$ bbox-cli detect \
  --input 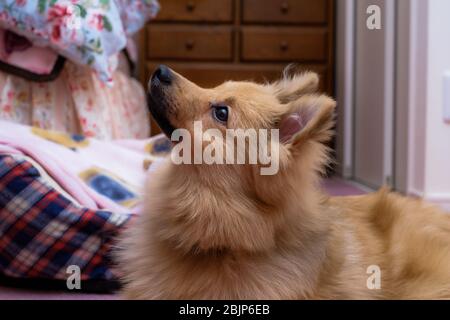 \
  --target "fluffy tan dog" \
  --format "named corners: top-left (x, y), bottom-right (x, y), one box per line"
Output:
top-left (118, 65), bottom-right (450, 299)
